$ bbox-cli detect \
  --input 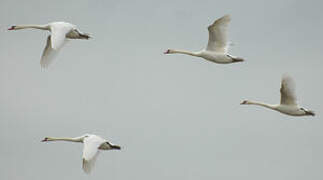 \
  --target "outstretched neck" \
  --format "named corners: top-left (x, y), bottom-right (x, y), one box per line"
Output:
top-left (247, 101), bottom-right (277, 110)
top-left (13, 24), bottom-right (49, 30)
top-left (46, 137), bottom-right (83, 142)
top-left (170, 49), bottom-right (200, 57)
